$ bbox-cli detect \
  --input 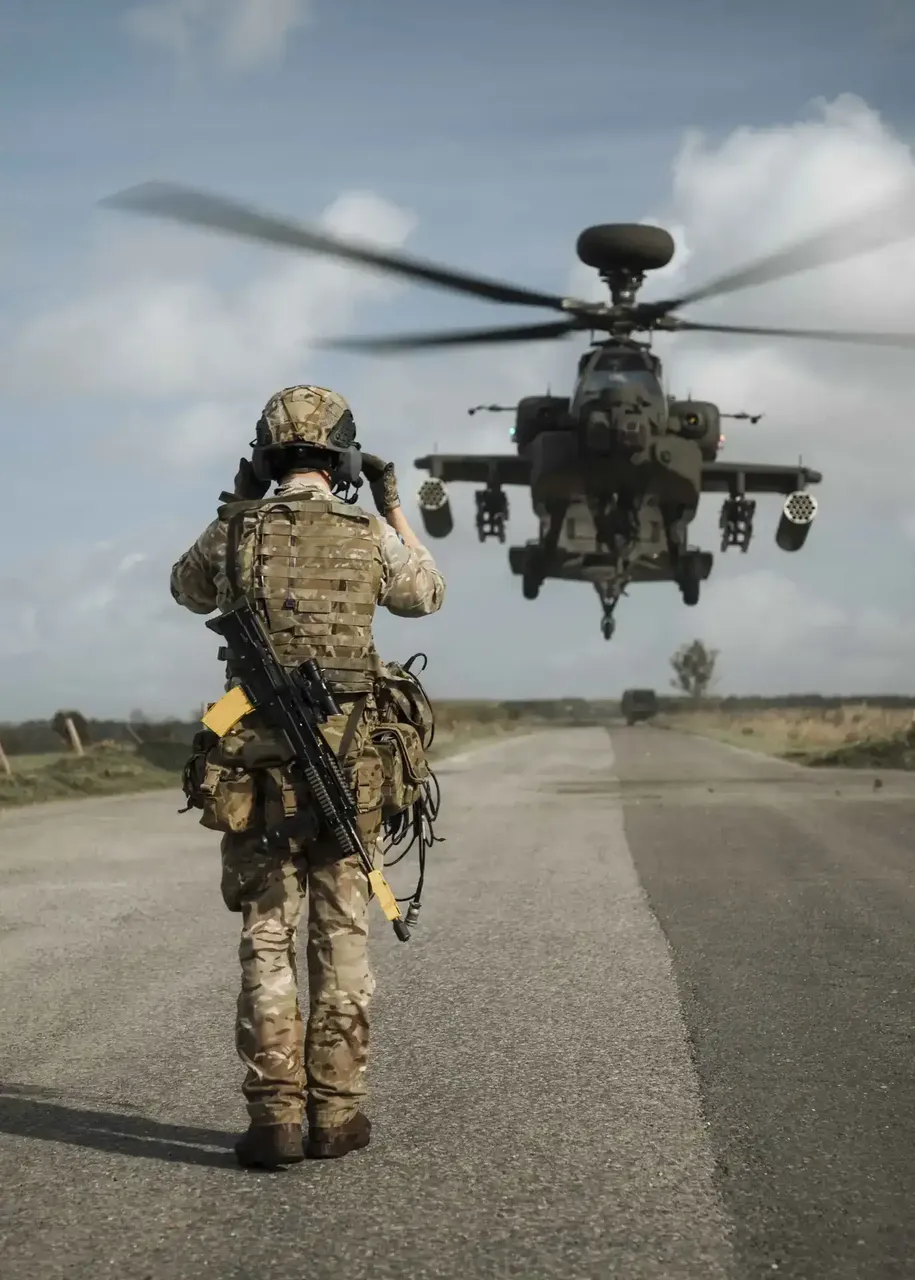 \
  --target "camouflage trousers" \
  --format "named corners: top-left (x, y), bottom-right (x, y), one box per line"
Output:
top-left (220, 809), bottom-right (382, 1129)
